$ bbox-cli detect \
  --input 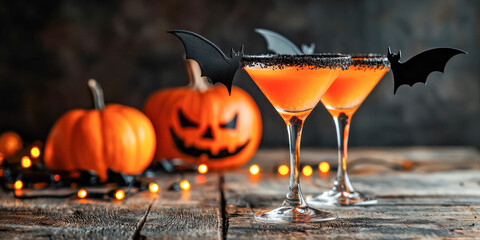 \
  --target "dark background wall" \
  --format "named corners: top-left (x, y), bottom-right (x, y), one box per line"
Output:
top-left (0, 0), bottom-right (478, 148)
